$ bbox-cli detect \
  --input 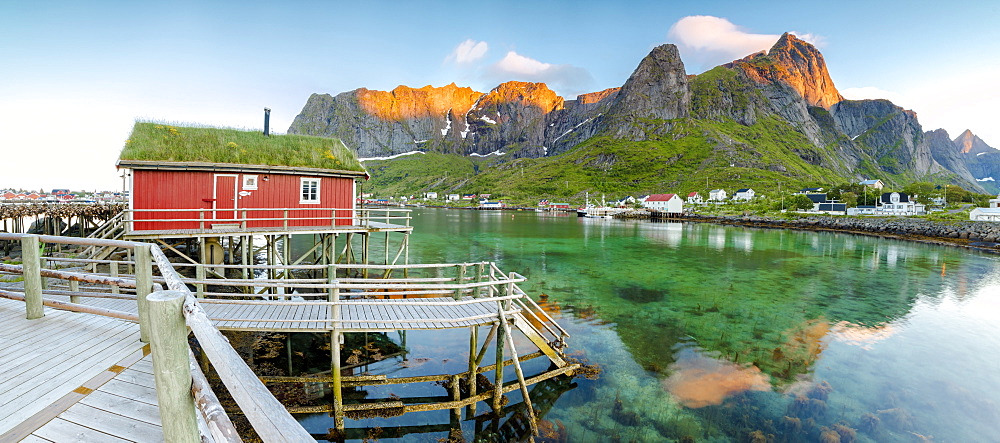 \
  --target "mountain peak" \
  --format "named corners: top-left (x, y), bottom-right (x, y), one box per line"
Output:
top-left (607, 44), bottom-right (690, 121)
top-left (953, 129), bottom-right (995, 155)
top-left (356, 83), bottom-right (482, 121)
top-left (480, 81), bottom-right (564, 113)
top-left (732, 32), bottom-right (843, 109)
